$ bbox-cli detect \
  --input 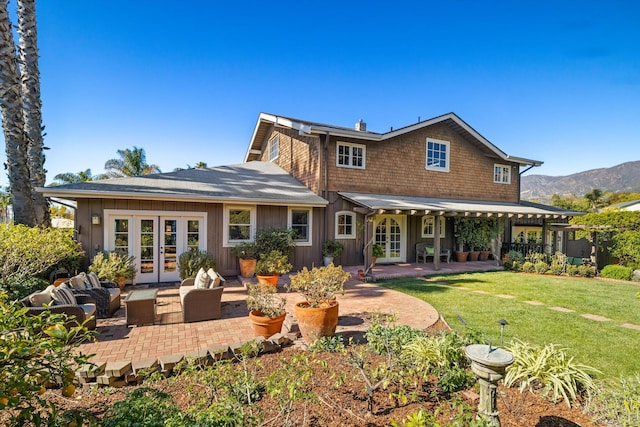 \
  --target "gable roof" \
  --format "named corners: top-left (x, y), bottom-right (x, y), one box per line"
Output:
top-left (40, 161), bottom-right (328, 207)
top-left (246, 112), bottom-right (542, 167)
